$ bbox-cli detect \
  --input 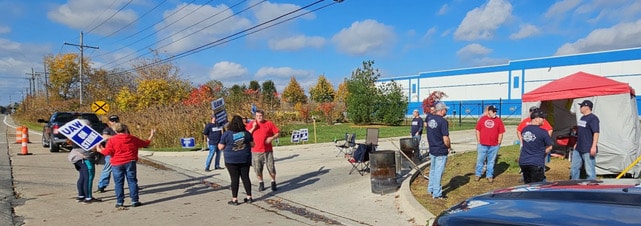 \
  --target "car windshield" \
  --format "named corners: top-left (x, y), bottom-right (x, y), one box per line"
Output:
top-left (53, 113), bottom-right (101, 124)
